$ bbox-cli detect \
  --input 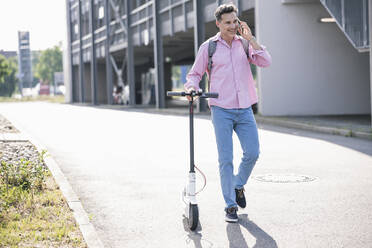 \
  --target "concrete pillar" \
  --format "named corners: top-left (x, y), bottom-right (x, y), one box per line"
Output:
top-left (72, 66), bottom-right (80, 102)
top-left (153, 0), bottom-right (166, 108)
top-left (84, 63), bottom-right (92, 102)
top-left (97, 63), bottom-right (108, 104)
top-left (89, 0), bottom-right (98, 105)
top-left (126, 0), bottom-right (136, 105)
top-left (78, 0), bottom-right (85, 103)
top-left (369, 0), bottom-right (372, 125)
top-left (164, 62), bottom-right (172, 94)
top-left (237, 0), bottom-right (241, 15)
top-left (193, 0), bottom-right (207, 112)
top-left (105, 0), bottom-right (113, 104)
